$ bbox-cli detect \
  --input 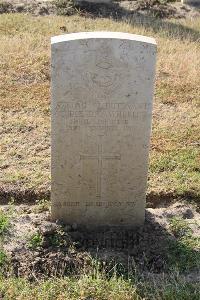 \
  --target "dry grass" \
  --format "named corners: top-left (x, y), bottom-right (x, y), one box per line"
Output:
top-left (0, 13), bottom-right (200, 204)
top-left (0, 274), bottom-right (199, 300)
